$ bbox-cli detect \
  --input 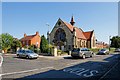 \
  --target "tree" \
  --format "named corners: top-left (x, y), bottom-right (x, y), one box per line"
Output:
top-left (0, 33), bottom-right (14, 53)
top-left (11, 38), bottom-right (22, 52)
top-left (110, 36), bottom-right (120, 48)
top-left (40, 35), bottom-right (49, 53)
